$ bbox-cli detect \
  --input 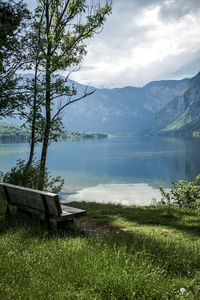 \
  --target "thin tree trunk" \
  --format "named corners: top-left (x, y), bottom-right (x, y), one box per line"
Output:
top-left (39, 0), bottom-right (51, 190)
top-left (26, 7), bottom-right (44, 168)
top-left (26, 64), bottom-right (38, 167)
top-left (39, 58), bottom-right (51, 189)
